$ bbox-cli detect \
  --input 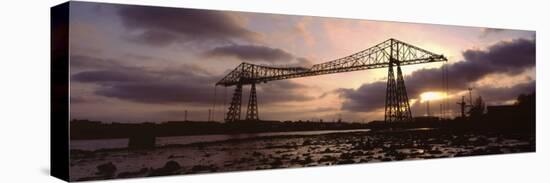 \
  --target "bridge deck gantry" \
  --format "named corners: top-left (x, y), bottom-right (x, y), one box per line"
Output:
top-left (216, 38), bottom-right (448, 123)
